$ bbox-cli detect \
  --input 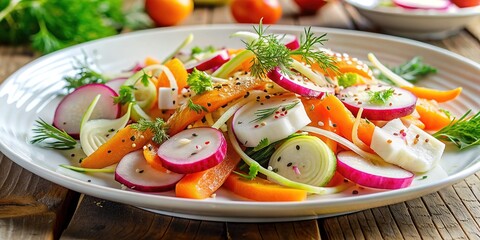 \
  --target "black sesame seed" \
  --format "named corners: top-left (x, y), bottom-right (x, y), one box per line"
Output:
top-left (296, 145), bottom-right (300, 150)
top-left (107, 150), bottom-right (112, 154)
top-left (192, 133), bottom-right (198, 137)
top-left (130, 136), bottom-right (136, 141)
top-left (277, 156), bottom-right (281, 162)
top-left (207, 102), bottom-right (212, 107)
top-left (287, 162), bottom-right (293, 167)
top-left (139, 169), bottom-right (144, 173)
top-left (352, 190), bottom-right (359, 195)
top-left (70, 153), bottom-right (75, 157)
